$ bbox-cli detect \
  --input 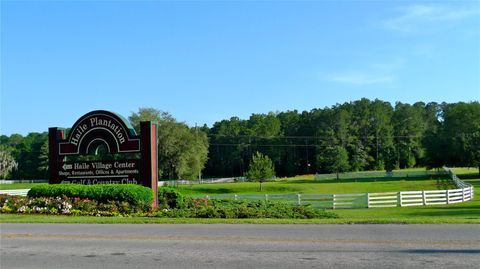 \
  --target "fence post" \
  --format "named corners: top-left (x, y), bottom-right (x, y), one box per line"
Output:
top-left (446, 190), bottom-right (450, 204)
top-left (265, 194), bottom-right (268, 201)
top-left (398, 192), bottom-right (403, 207)
top-left (462, 188), bottom-right (465, 202)
top-left (366, 193), bottom-right (370, 208)
top-left (234, 194), bottom-right (238, 201)
top-left (297, 194), bottom-right (301, 205)
top-left (206, 195), bottom-right (209, 200)
top-left (333, 194), bottom-right (336, 209)
top-left (422, 190), bottom-right (426, 205)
